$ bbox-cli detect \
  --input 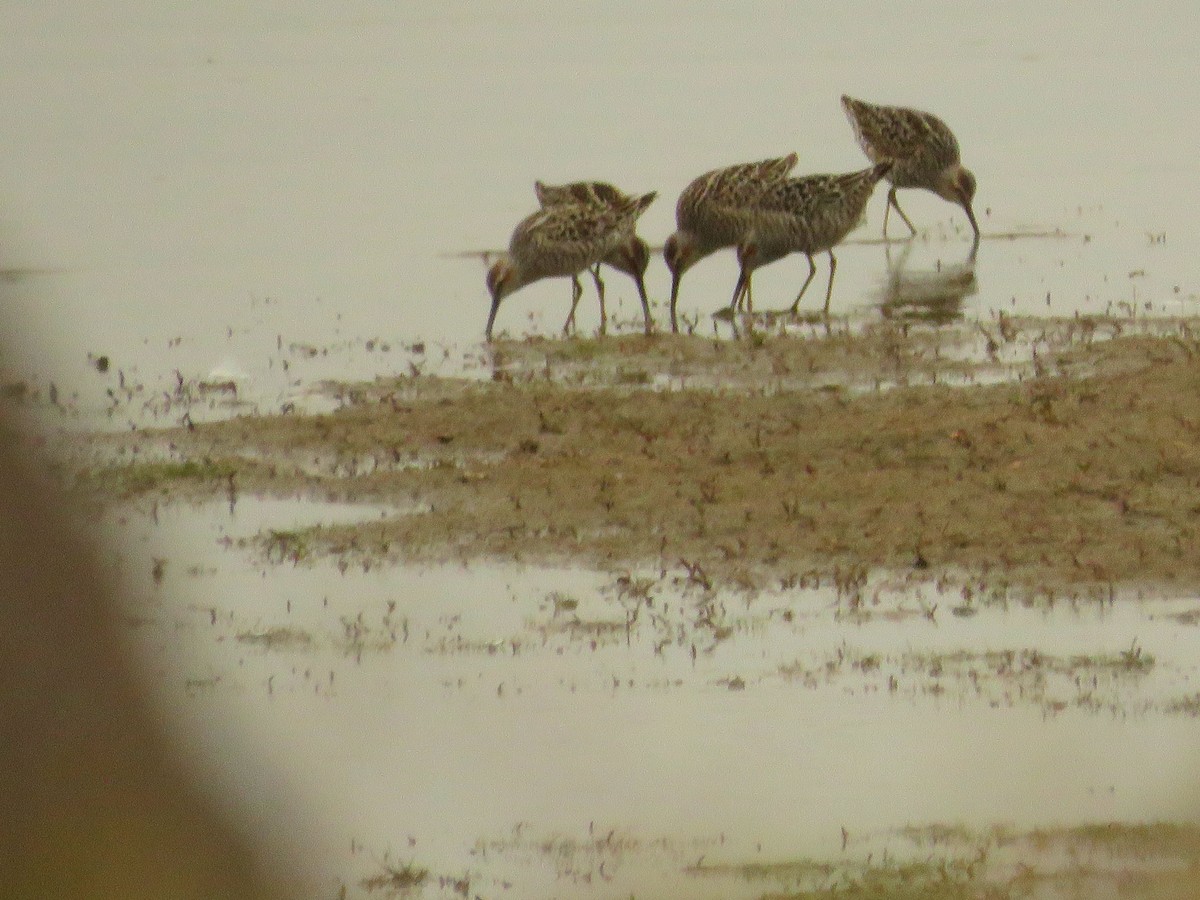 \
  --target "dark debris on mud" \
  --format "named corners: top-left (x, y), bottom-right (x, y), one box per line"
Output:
top-left (62, 318), bottom-right (1200, 600)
